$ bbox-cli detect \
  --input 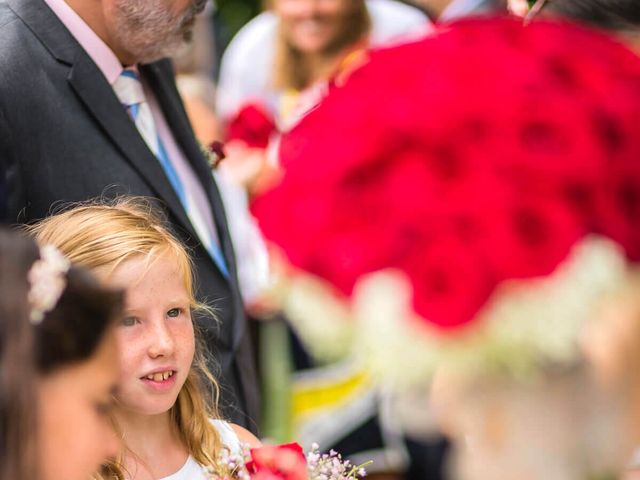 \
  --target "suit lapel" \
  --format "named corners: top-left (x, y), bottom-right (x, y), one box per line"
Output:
top-left (144, 62), bottom-right (246, 347)
top-left (142, 61), bottom-right (241, 286)
top-left (9, 0), bottom-right (201, 245)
